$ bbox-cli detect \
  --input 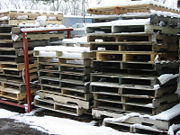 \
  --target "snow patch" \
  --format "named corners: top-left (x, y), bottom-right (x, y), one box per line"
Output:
top-left (168, 124), bottom-right (180, 135)
top-left (158, 74), bottom-right (179, 85)
top-left (104, 113), bottom-right (140, 123)
top-left (21, 25), bottom-right (66, 32)
top-left (62, 36), bottom-right (88, 44)
top-left (0, 109), bottom-right (18, 118)
top-left (87, 18), bottom-right (150, 28)
top-left (0, 16), bottom-right (10, 21)
top-left (150, 103), bottom-right (180, 121)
